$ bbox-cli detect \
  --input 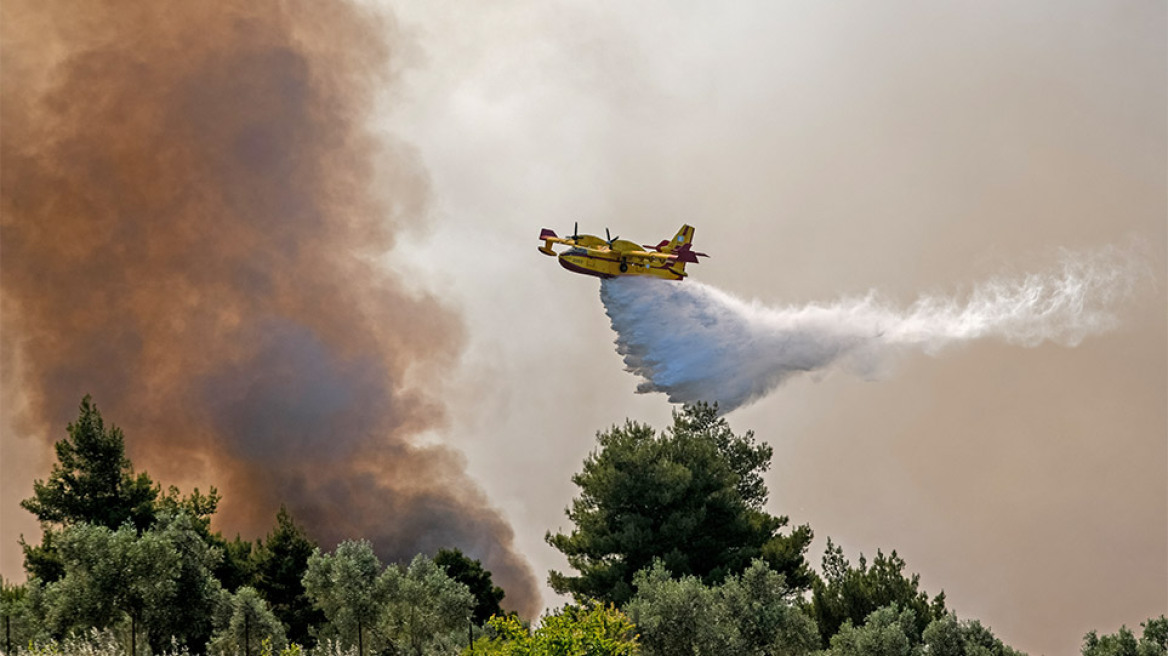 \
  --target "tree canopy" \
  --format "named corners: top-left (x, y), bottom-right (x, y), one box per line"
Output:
top-left (546, 403), bottom-right (813, 605)
top-left (810, 538), bottom-right (947, 647)
top-left (254, 506), bottom-right (325, 646)
top-left (434, 548), bottom-right (505, 625)
top-left (471, 604), bottom-right (639, 656)
top-left (20, 396), bottom-right (159, 582)
top-left (1082, 617), bottom-right (1168, 656)
top-left (7, 394), bottom-right (1126, 656)
top-left (626, 559), bottom-right (818, 656)
top-left (210, 586), bottom-right (287, 656)
top-left (303, 541), bottom-right (474, 656)
top-left (381, 554), bottom-right (474, 656)
top-left (303, 540), bottom-right (392, 656)
top-left (822, 605), bottom-right (1023, 656)
top-left (21, 395), bottom-right (157, 532)
top-left (42, 513), bottom-right (226, 655)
